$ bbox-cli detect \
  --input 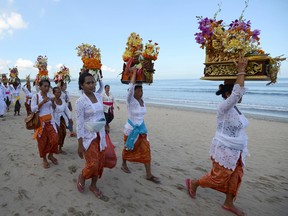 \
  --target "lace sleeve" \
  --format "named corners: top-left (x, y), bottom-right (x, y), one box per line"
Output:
top-left (127, 83), bottom-right (135, 104)
top-left (75, 98), bottom-right (85, 139)
top-left (218, 84), bottom-right (245, 114)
